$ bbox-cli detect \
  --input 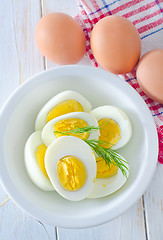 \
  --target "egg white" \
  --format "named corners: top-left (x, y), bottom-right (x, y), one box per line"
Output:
top-left (91, 106), bottom-right (132, 149)
top-left (88, 154), bottom-right (129, 198)
top-left (35, 90), bottom-right (92, 131)
top-left (45, 136), bottom-right (97, 201)
top-left (24, 131), bottom-right (54, 191)
top-left (42, 112), bottom-right (99, 147)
